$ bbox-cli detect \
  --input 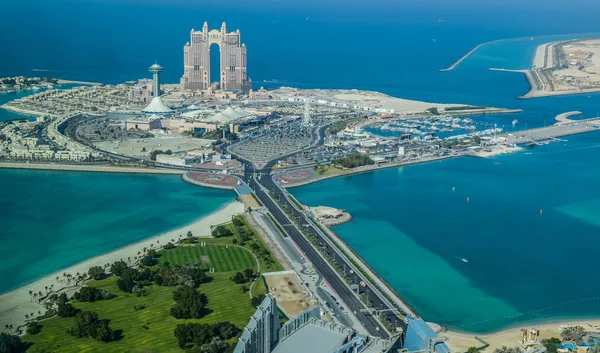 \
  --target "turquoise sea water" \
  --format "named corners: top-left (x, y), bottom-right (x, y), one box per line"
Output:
top-left (1, 0), bottom-right (600, 332)
top-left (0, 169), bottom-right (233, 294)
top-left (292, 132), bottom-right (600, 332)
